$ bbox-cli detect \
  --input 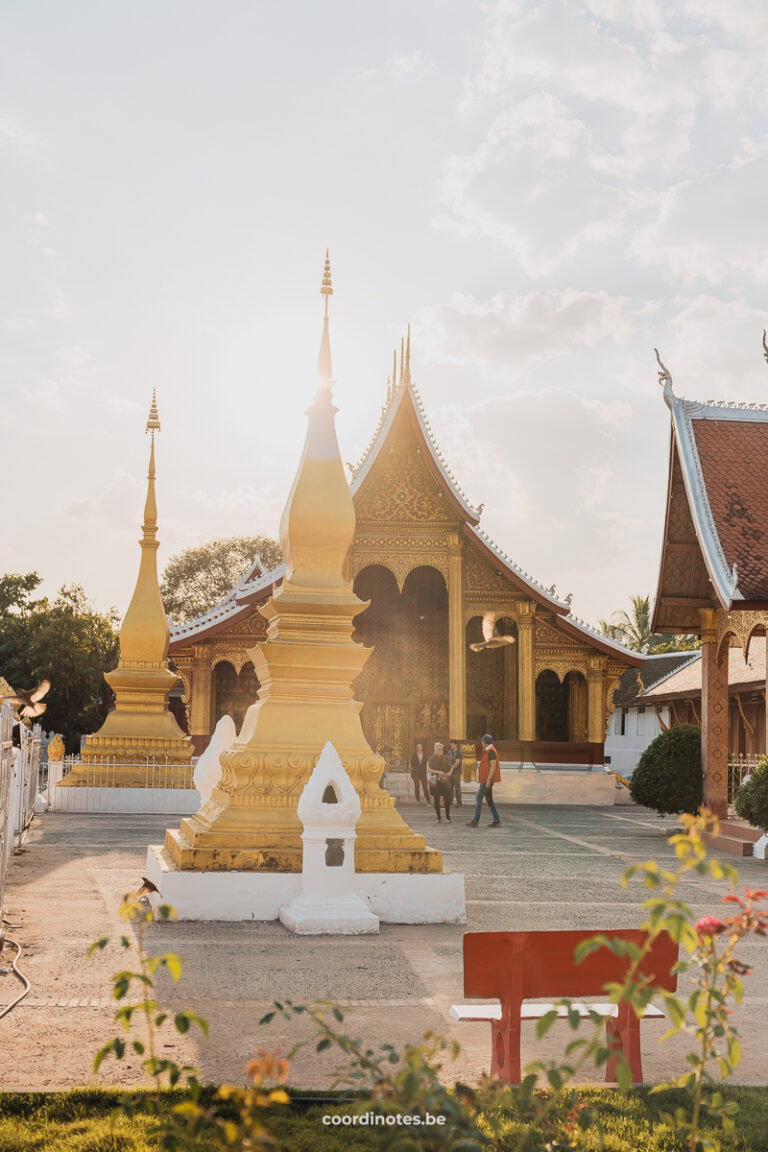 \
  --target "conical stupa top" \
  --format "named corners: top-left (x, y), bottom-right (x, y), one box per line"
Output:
top-left (279, 261), bottom-right (354, 595)
top-left (317, 250), bottom-right (333, 383)
top-left (118, 393), bottom-right (170, 664)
